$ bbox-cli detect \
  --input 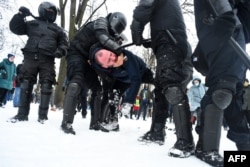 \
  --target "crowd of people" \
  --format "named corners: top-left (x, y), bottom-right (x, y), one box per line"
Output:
top-left (1, 0), bottom-right (250, 166)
